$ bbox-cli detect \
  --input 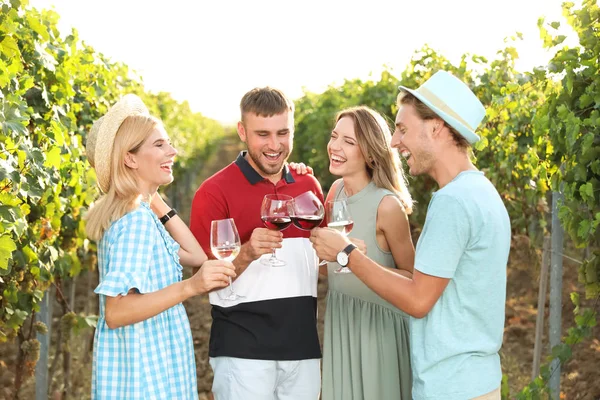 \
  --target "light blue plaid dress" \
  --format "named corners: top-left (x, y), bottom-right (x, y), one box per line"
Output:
top-left (92, 202), bottom-right (198, 399)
